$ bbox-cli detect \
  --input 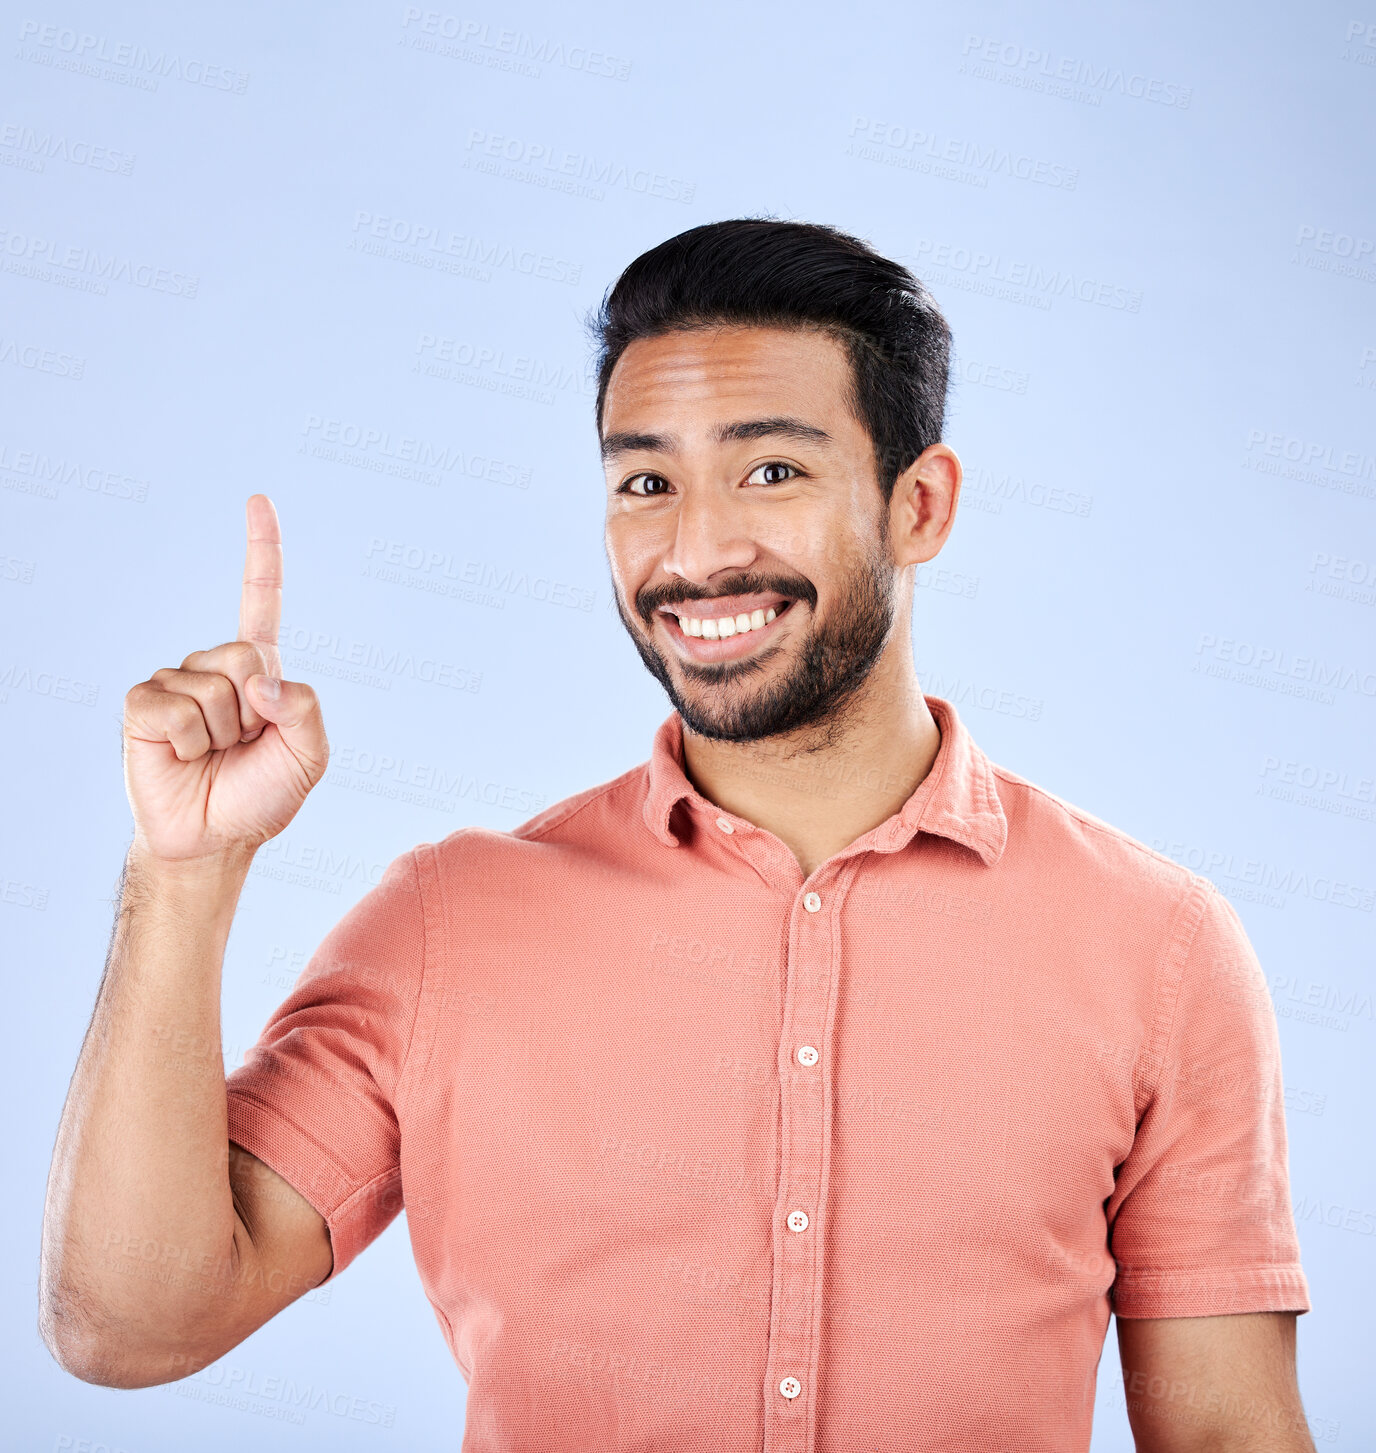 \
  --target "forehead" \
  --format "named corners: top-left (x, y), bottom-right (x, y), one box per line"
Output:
top-left (601, 324), bottom-right (858, 437)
